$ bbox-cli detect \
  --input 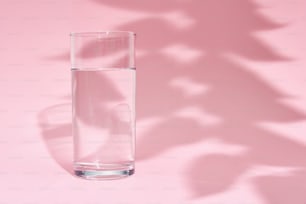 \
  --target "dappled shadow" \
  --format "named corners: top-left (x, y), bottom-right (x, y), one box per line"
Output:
top-left (254, 169), bottom-right (306, 203)
top-left (96, 0), bottom-right (306, 202)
